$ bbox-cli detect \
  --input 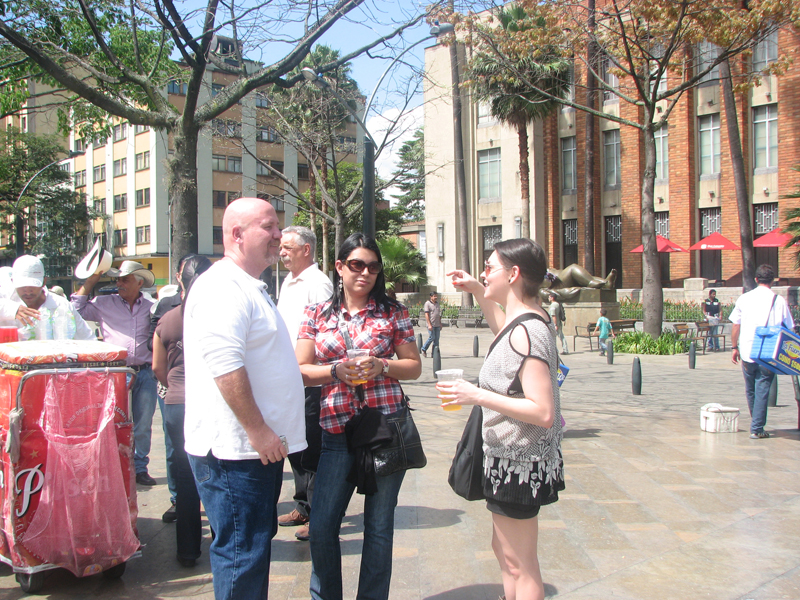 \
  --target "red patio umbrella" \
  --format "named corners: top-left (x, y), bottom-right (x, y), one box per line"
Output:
top-left (630, 235), bottom-right (689, 253)
top-left (752, 227), bottom-right (795, 248)
top-left (689, 232), bottom-right (741, 251)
